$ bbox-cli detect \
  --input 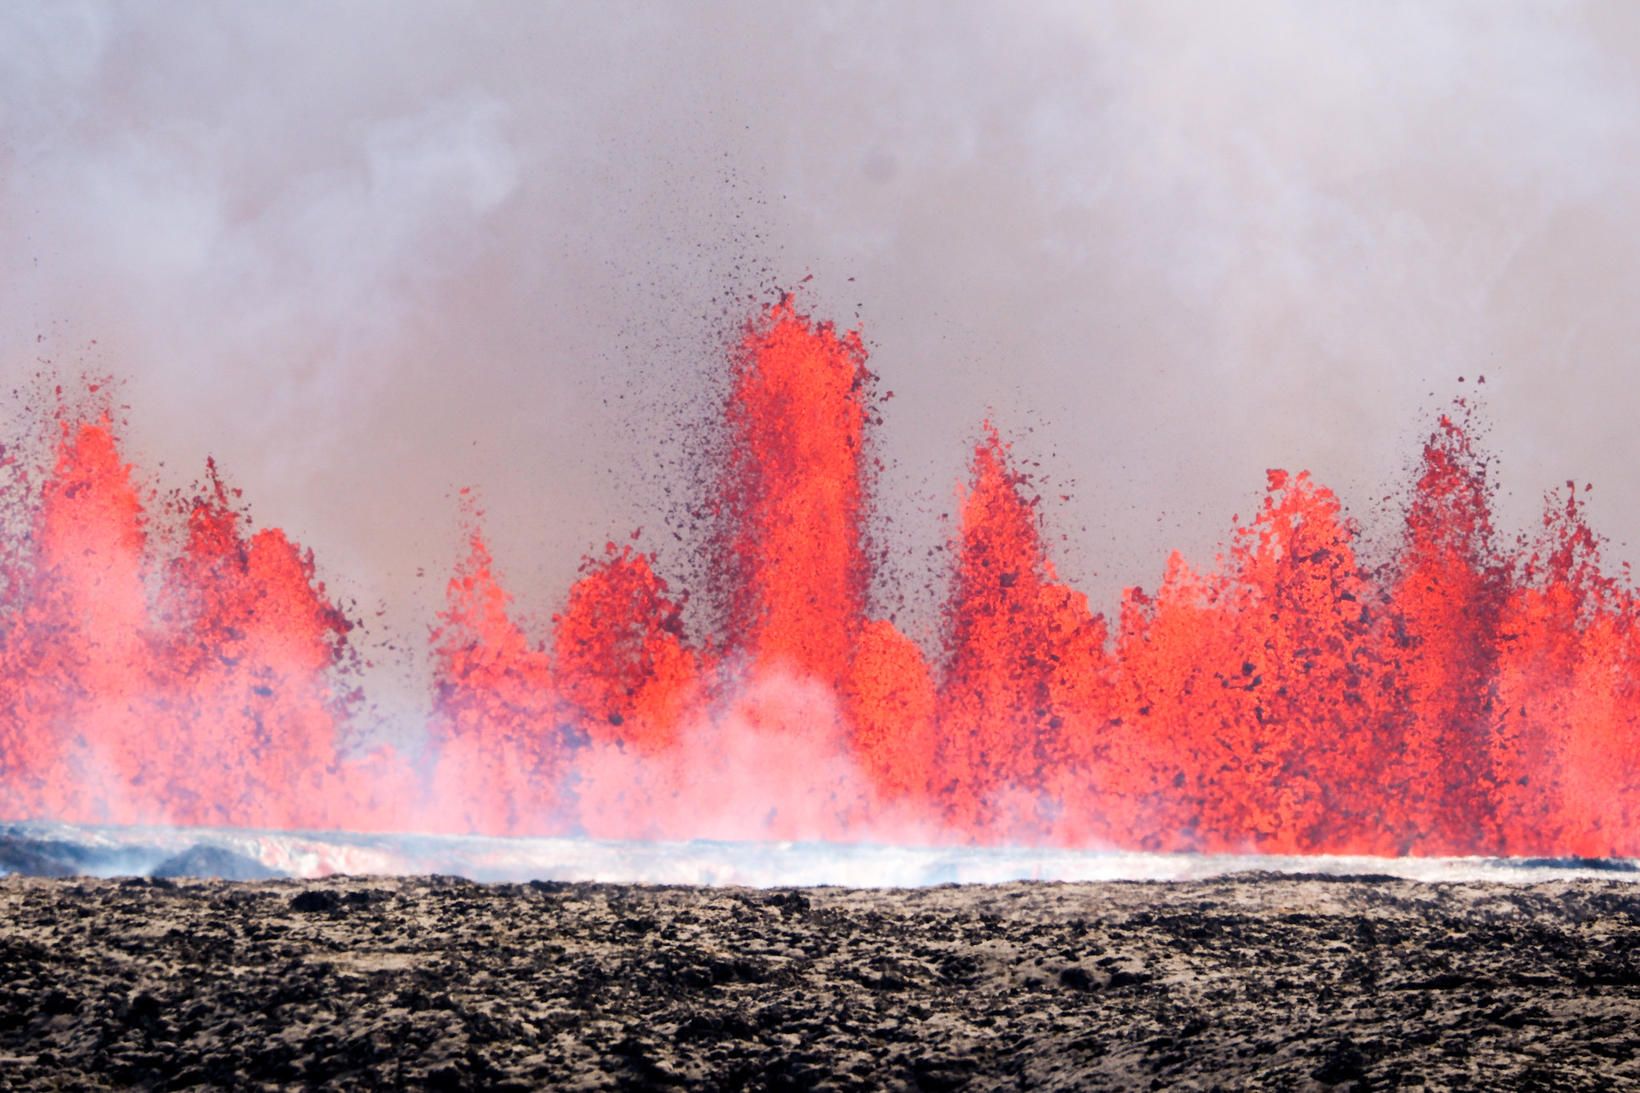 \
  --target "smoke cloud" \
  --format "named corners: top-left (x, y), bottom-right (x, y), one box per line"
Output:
top-left (5, 2), bottom-right (1640, 710)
